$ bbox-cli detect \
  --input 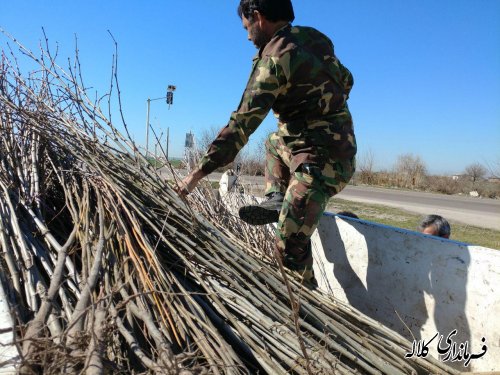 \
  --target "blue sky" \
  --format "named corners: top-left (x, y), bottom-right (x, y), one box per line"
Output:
top-left (1, 1), bottom-right (499, 175)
